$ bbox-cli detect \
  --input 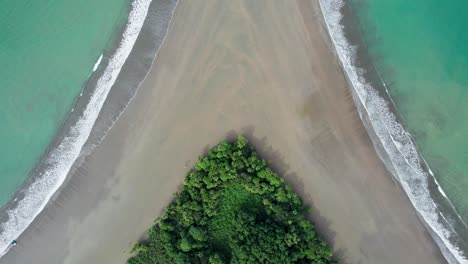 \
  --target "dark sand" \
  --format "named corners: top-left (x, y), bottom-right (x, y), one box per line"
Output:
top-left (2, 1), bottom-right (446, 263)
